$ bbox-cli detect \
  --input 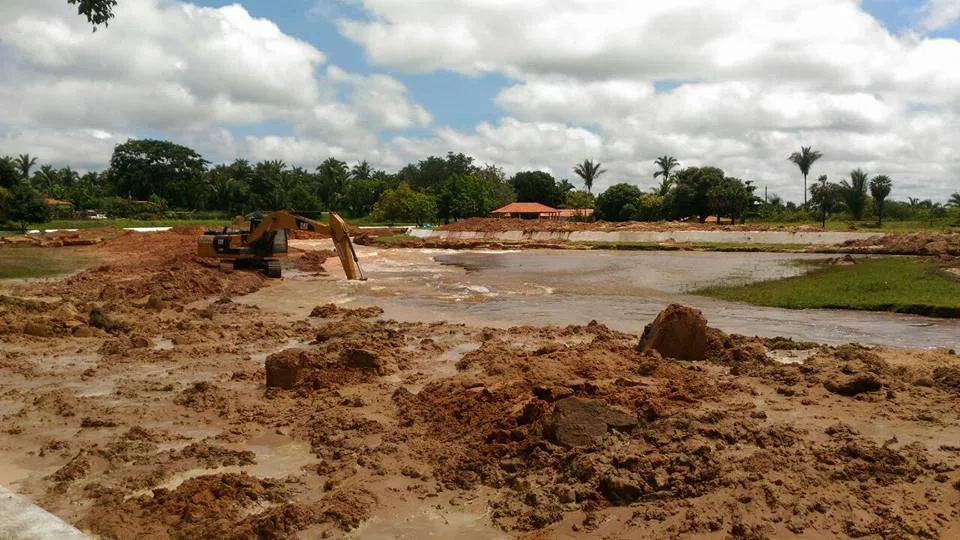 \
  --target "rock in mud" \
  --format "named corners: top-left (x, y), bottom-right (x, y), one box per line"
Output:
top-left (825, 375), bottom-right (884, 396)
top-left (23, 321), bottom-right (54, 337)
top-left (341, 348), bottom-right (390, 375)
top-left (265, 349), bottom-right (310, 389)
top-left (933, 367), bottom-right (960, 391)
top-left (144, 295), bottom-right (167, 311)
top-left (638, 304), bottom-right (708, 360)
top-left (545, 397), bottom-right (638, 448)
